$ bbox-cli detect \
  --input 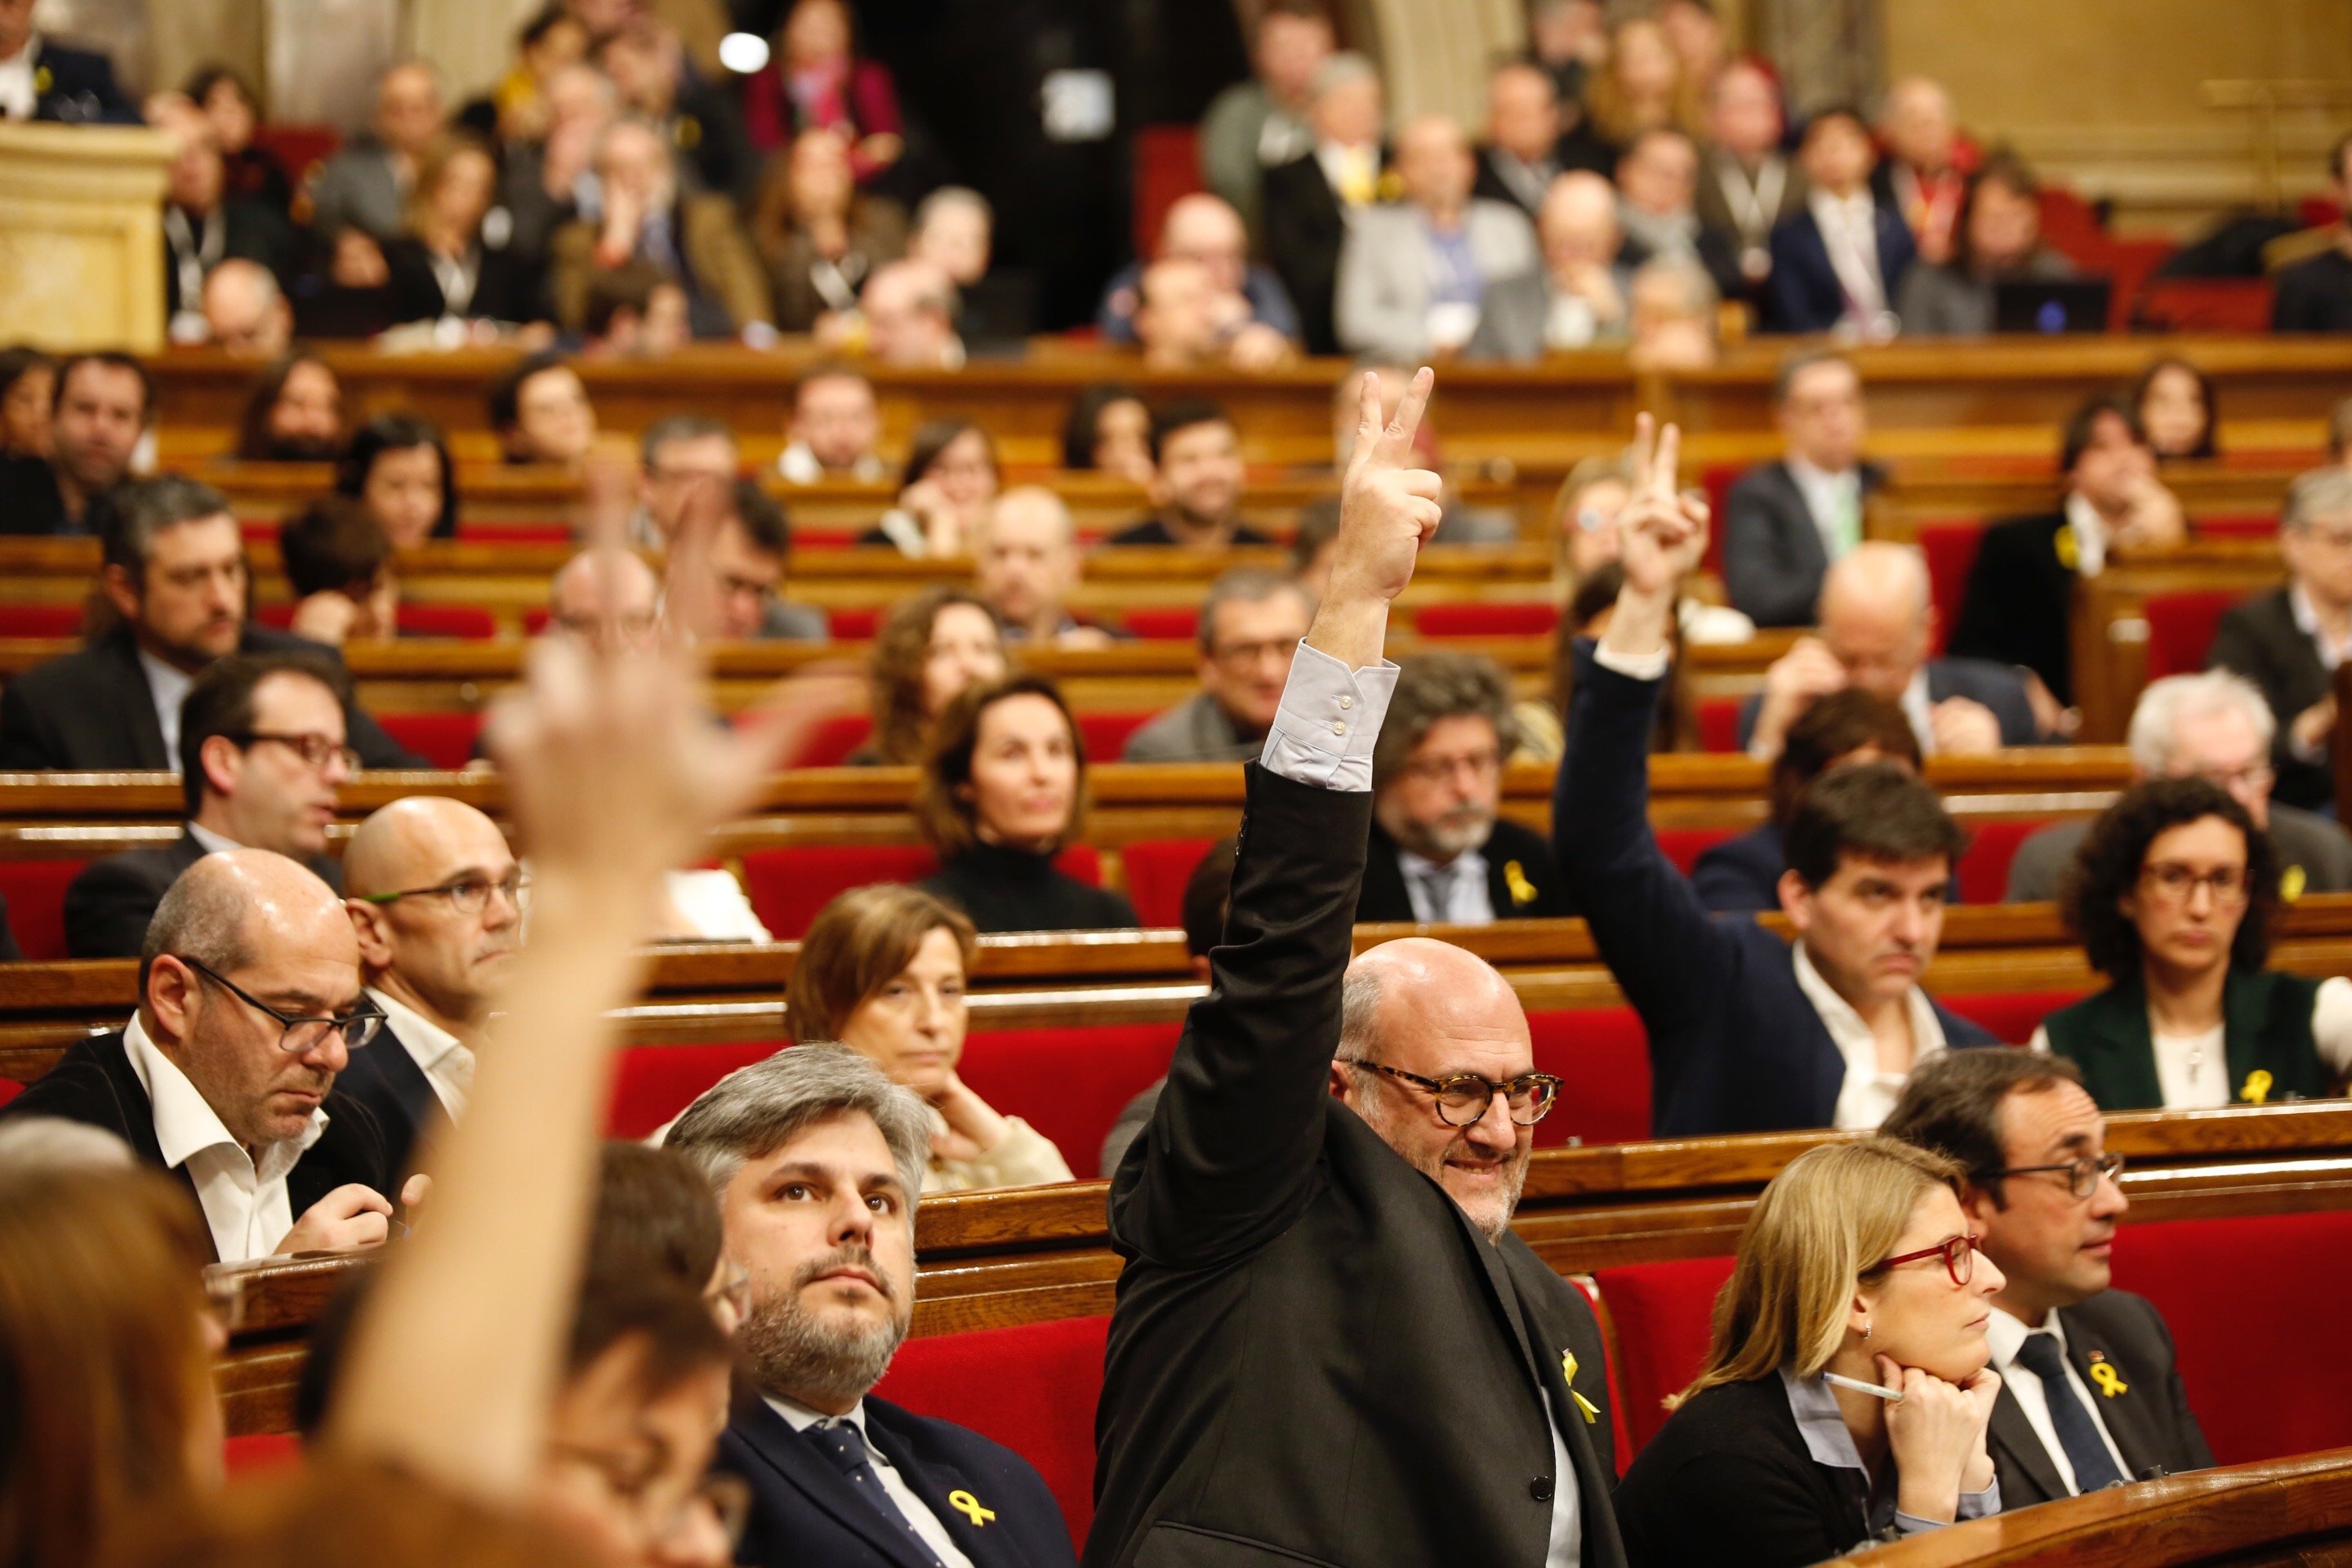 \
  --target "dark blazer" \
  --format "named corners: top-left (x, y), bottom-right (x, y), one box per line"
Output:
top-left (2207, 586), bottom-right (2336, 813)
top-left (1088, 764), bottom-right (1624, 1568)
top-left (1763, 199), bottom-right (1918, 335)
top-left (1989, 1290), bottom-right (2214, 1506)
top-left (1552, 644), bottom-right (1996, 1137)
top-left (63, 830), bottom-right (348, 960)
top-left (1619, 224), bottom-right (1750, 310)
top-left (0, 1031), bottom-right (395, 1262)
top-left (327, 1020), bottom-right (441, 1183)
top-left (2004, 803), bottom-right (2352, 903)
top-left (1719, 458), bottom-right (1889, 626)
top-left (1691, 820), bottom-right (1784, 915)
top-left (161, 200), bottom-right (295, 315)
top-left (1947, 511), bottom-right (2078, 706)
top-left (0, 893), bottom-right (21, 962)
top-left (25, 40), bottom-right (140, 124)
top-left (1732, 658), bottom-right (2042, 755)
top-left (1471, 130), bottom-right (1617, 218)
top-left (0, 625), bottom-right (421, 773)
top-left (1260, 150), bottom-right (1356, 357)
top-left (2271, 250), bottom-right (2352, 335)
top-left (0, 452), bottom-right (70, 536)
top-left (381, 237), bottom-right (541, 327)
top-left (723, 1389), bottom-right (1076, 1568)
top-left (1356, 815), bottom-right (1575, 923)
top-left (2041, 969), bottom-right (2333, 1112)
